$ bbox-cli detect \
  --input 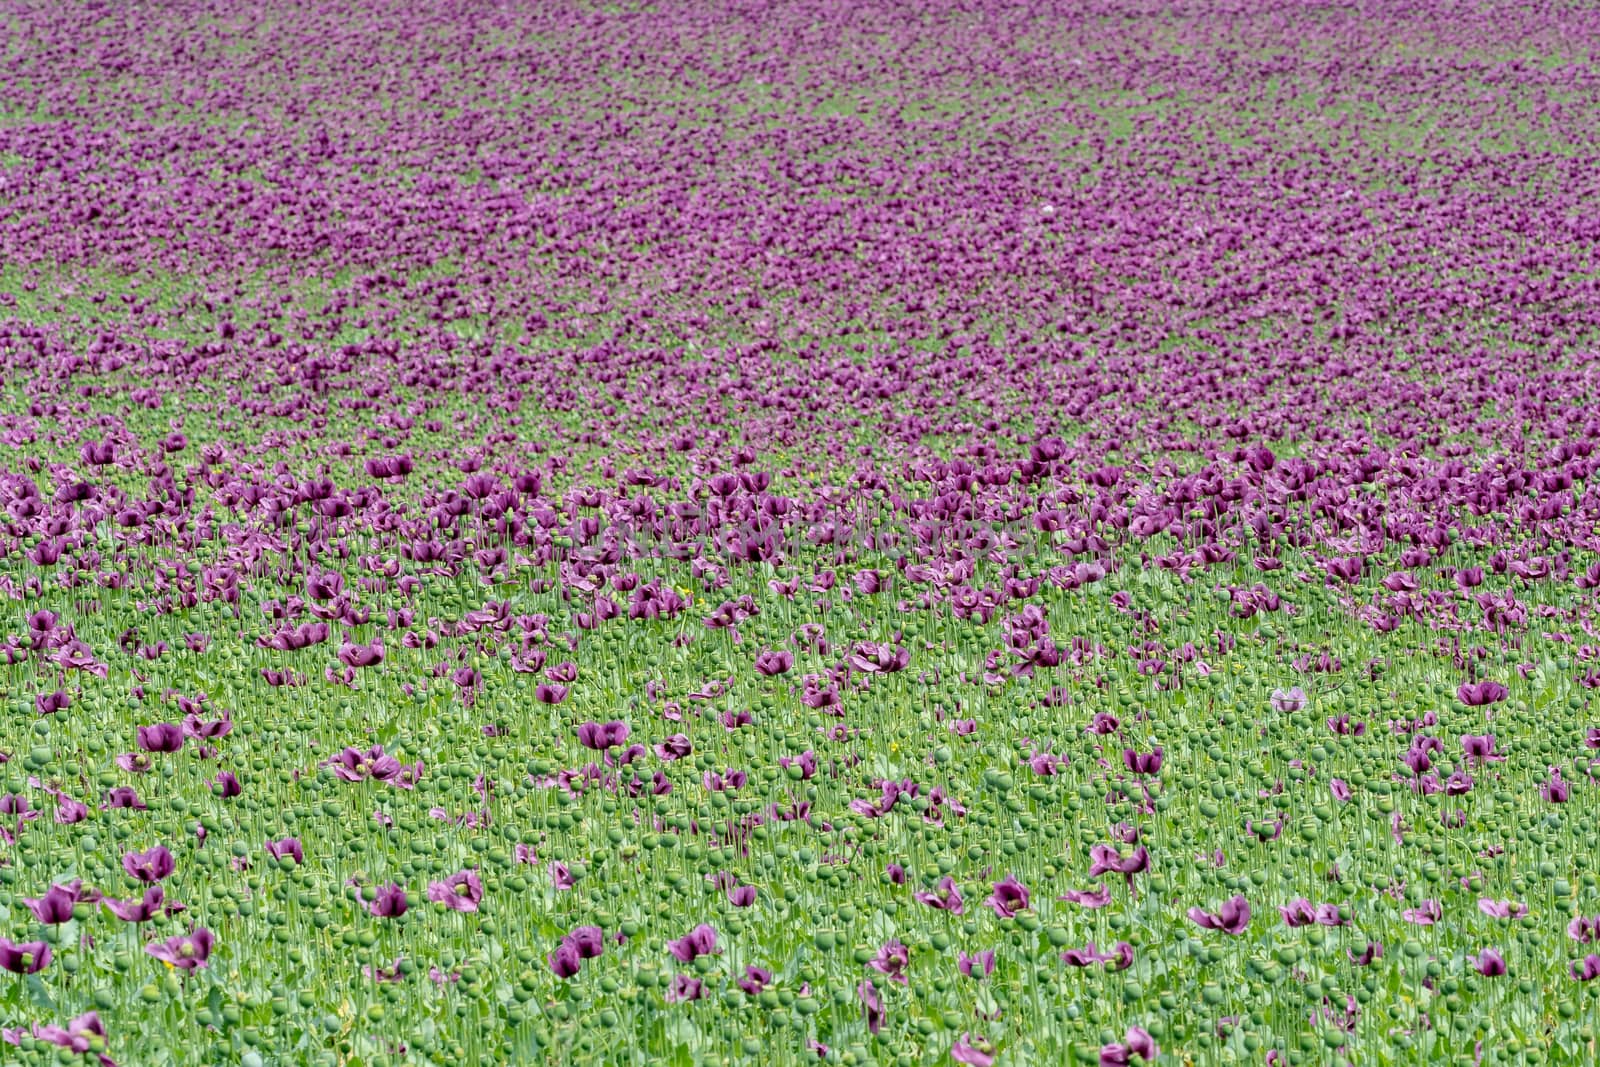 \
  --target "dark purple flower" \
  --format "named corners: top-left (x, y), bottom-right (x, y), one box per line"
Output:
top-left (1121, 747), bottom-right (1163, 775)
top-left (1100, 1026), bottom-right (1160, 1067)
top-left (737, 965), bottom-right (772, 995)
top-left (565, 925), bottom-right (605, 959)
top-left (1188, 894), bottom-right (1250, 935)
top-left (958, 949), bottom-right (996, 979)
top-left (868, 939), bottom-right (909, 985)
top-left (549, 861), bottom-right (574, 890)
top-left (987, 875), bottom-right (1030, 918)
top-left (426, 869), bottom-right (484, 912)
top-left (22, 884), bottom-right (80, 924)
top-left (212, 772), bottom-right (241, 798)
top-left (100, 787), bottom-right (146, 810)
top-left (53, 793), bottom-right (89, 824)
top-left (182, 713), bottom-right (232, 739)
top-left (654, 734), bottom-right (692, 761)
top-left (576, 720), bottom-right (629, 750)
top-left (1347, 941), bottom-right (1383, 966)
top-left (858, 979), bottom-right (884, 1034)
top-left (369, 884), bottom-right (408, 918)
top-left (950, 1033), bottom-right (995, 1067)
top-left (114, 752), bottom-right (153, 774)
top-left (29, 1011), bottom-right (109, 1063)
top-left (265, 838), bottom-right (304, 865)
top-left (667, 924), bottom-right (719, 963)
top-left (754, 650), bottom-right (793, 676)
top-left (122, 846), bottom-right (175, 884)
top-left (666, 974), bottom-right (704, 1002)
top-left (104, 886), bottom-right (166, 923)
top-left (0, 939), bottom-right (50, 974)
top-left (146, 928), bottom-right (213, 971)
top-left (1403, 899), bottom-right (1442, 926)
top-left (1474, 948), bottom-right (1507, 976)
top-left (548, 941), bottom-right (581, 979)
top-left (135, 723), bottom-right (184, 754)
top-left (914, 876), bottom-right (964, 914)
top-left (1458, 681), bottom-right (1509, 707)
